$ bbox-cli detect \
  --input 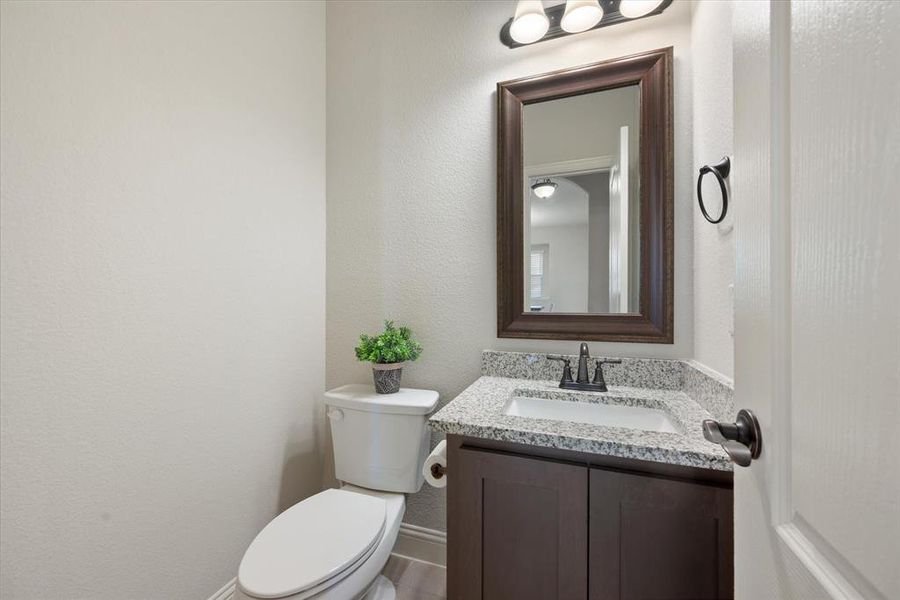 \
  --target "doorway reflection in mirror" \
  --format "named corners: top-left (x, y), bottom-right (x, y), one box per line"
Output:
top-left (523, 85), bottom-right (640, 314)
